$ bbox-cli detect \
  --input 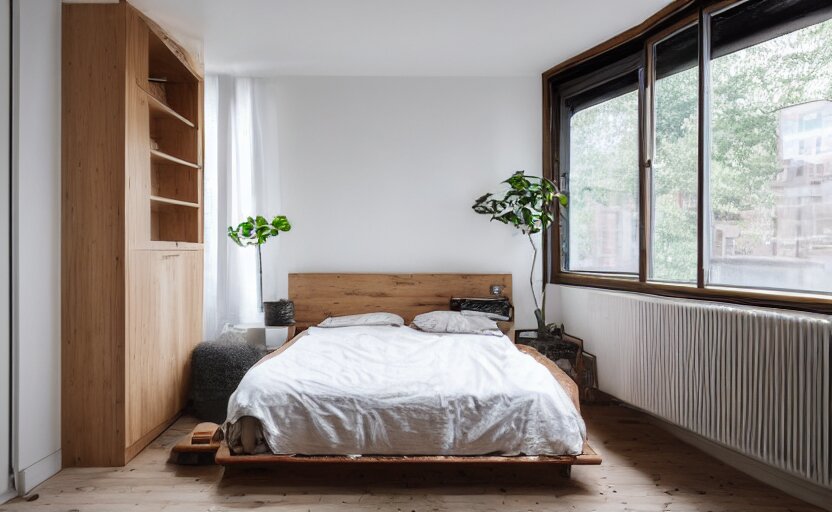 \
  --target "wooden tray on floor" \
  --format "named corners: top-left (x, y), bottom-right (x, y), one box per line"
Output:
top-left (172, 422), bottom-right (223, 454)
